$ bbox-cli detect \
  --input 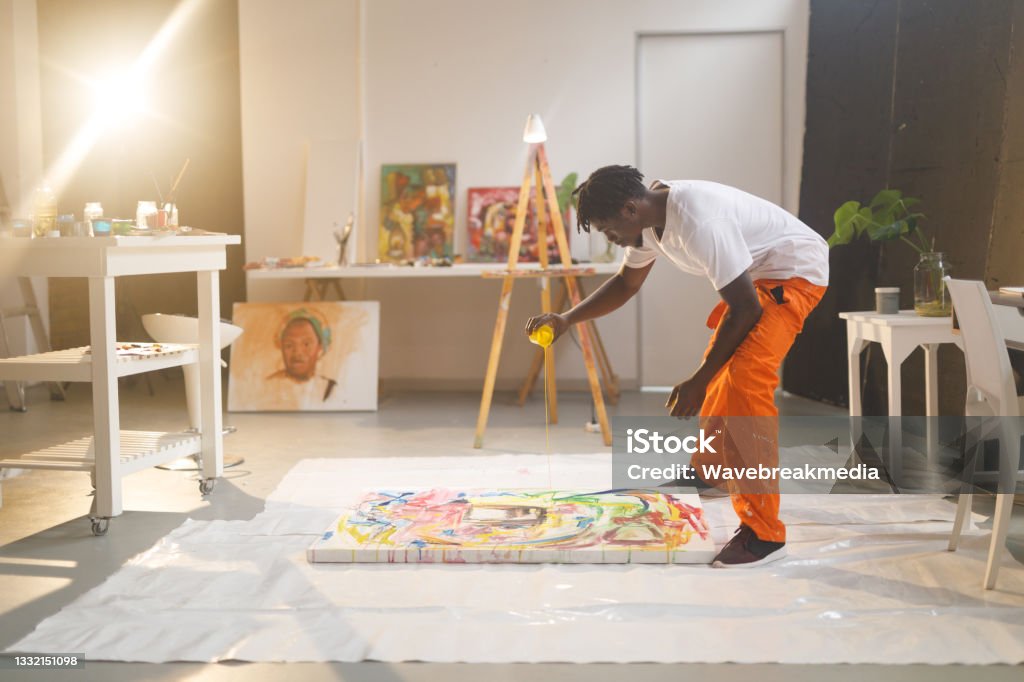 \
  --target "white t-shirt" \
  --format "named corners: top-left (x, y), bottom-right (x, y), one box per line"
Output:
top-left (622, 180), bottom-right (829, 290)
